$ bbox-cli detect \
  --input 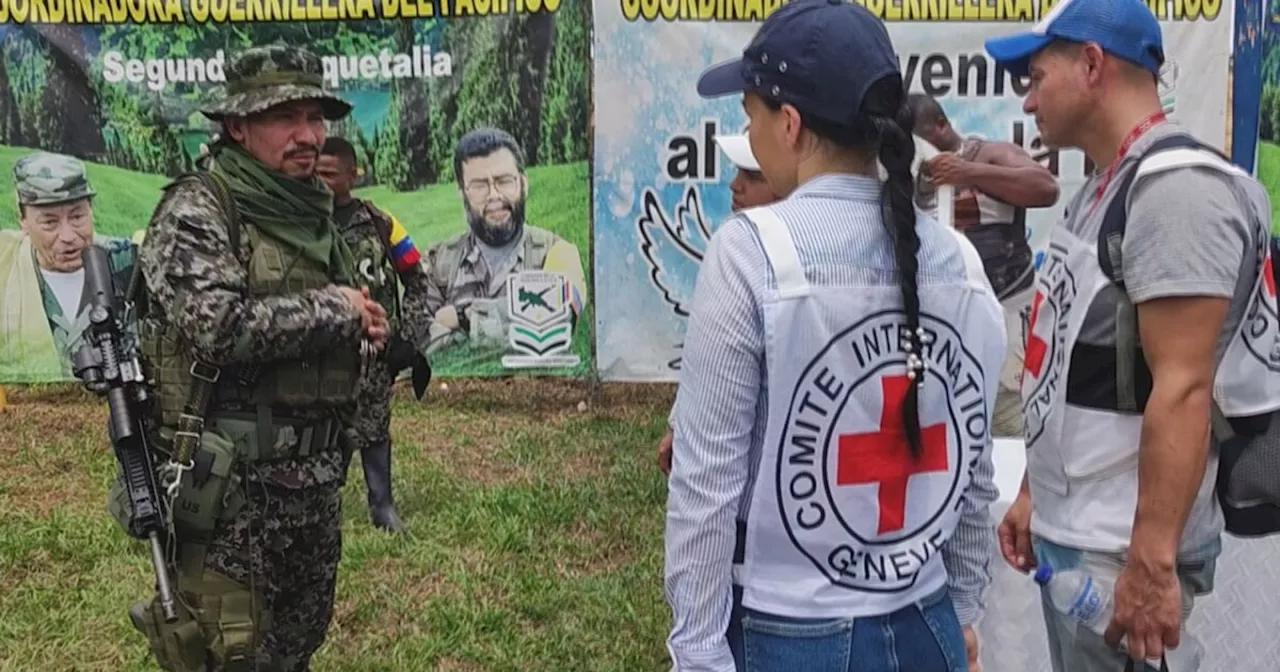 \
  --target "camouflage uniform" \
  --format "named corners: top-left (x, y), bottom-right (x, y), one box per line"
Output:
top-left (122, 46), bottom-right (363, 671)
top-left (333, 197), bottom-right (432, 530)
top-left (0, 152), bottom-right (135, 381)
top-left (423, 224), bottom-right (586, 352)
